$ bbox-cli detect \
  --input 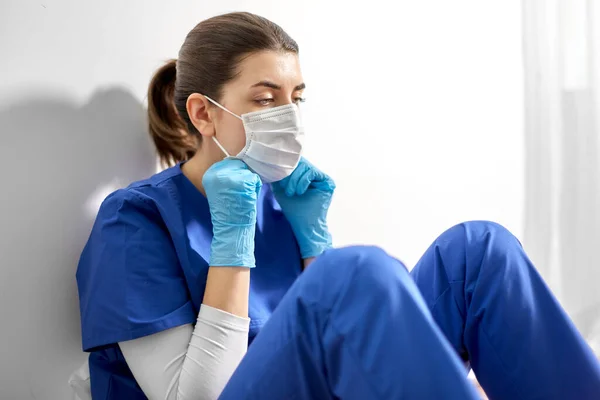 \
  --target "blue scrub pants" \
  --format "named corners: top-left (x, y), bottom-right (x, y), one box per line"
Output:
top-left (219, 221), bottom-right (600, 399)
